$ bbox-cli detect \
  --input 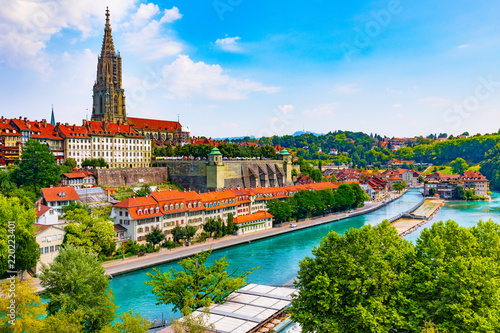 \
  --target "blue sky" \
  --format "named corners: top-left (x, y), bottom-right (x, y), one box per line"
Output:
top-left (1, 0), bottom-right (500, 138)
